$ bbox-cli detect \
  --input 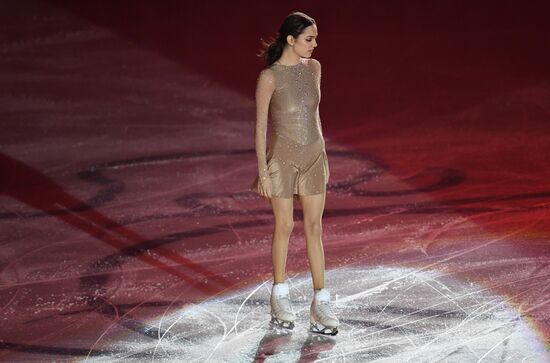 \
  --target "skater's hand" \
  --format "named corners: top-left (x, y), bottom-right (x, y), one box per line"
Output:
top-left (259, 175), bottom-right (272, 200)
